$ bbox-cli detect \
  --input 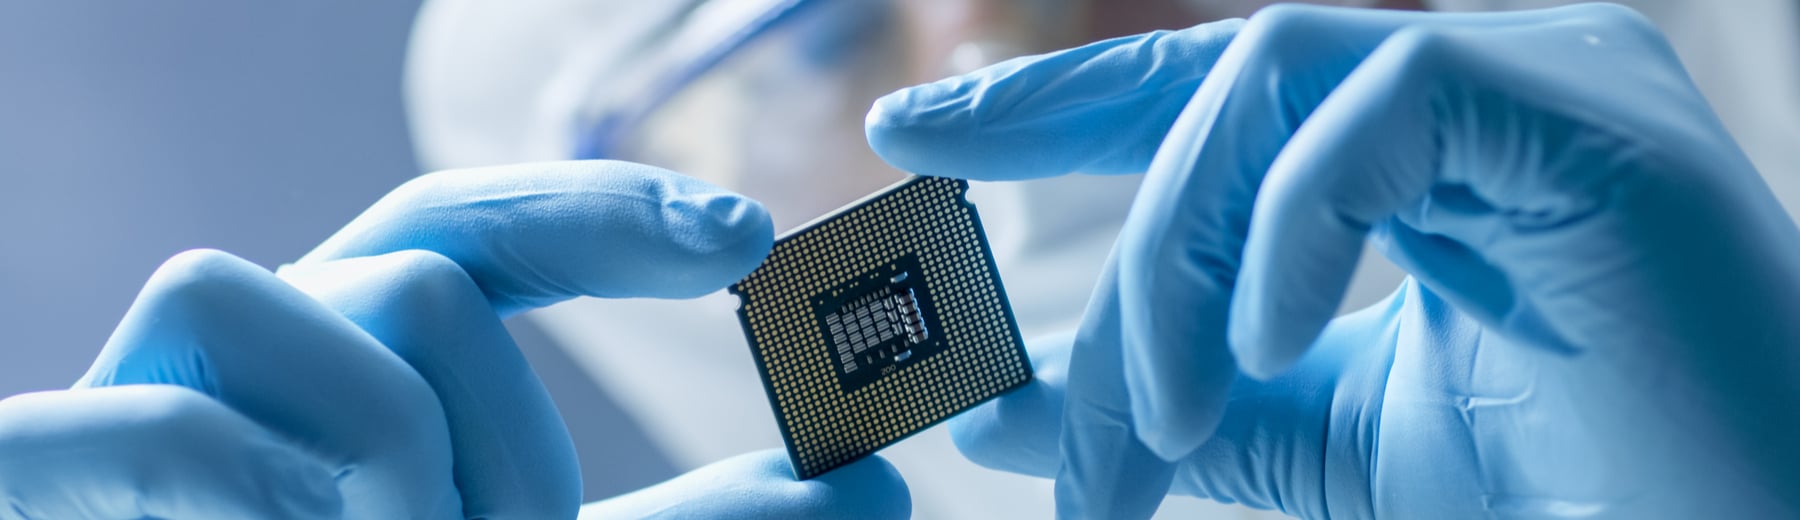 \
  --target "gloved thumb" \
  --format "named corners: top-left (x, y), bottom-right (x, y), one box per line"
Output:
top-left (579, 450), bottom-right (910, 519)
